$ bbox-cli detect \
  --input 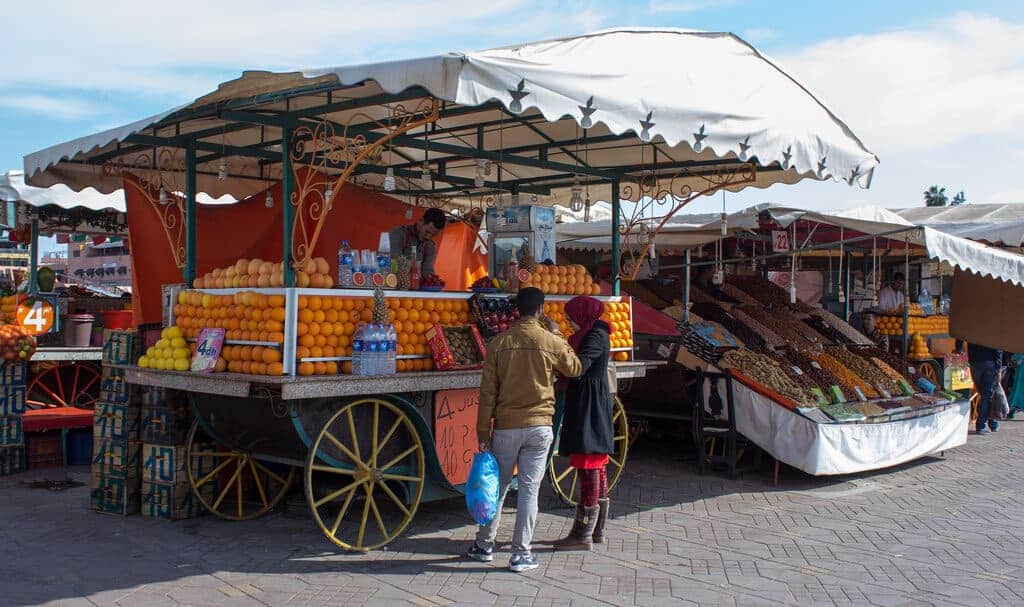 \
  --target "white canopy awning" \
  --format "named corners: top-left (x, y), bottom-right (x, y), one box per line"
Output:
top-left (895, 204), bottom-right (1024, 247)
top-left (24, 28), bottom-right (878, 207)
top-left (0, 169), bottom-right (125, 212)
